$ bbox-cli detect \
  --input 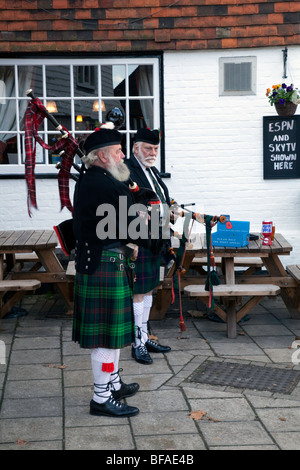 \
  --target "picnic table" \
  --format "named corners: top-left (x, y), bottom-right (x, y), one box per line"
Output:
top-left (0, 230), bottom-right (73, 319)
top-left (151, 232), bottom-right (300, 338)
